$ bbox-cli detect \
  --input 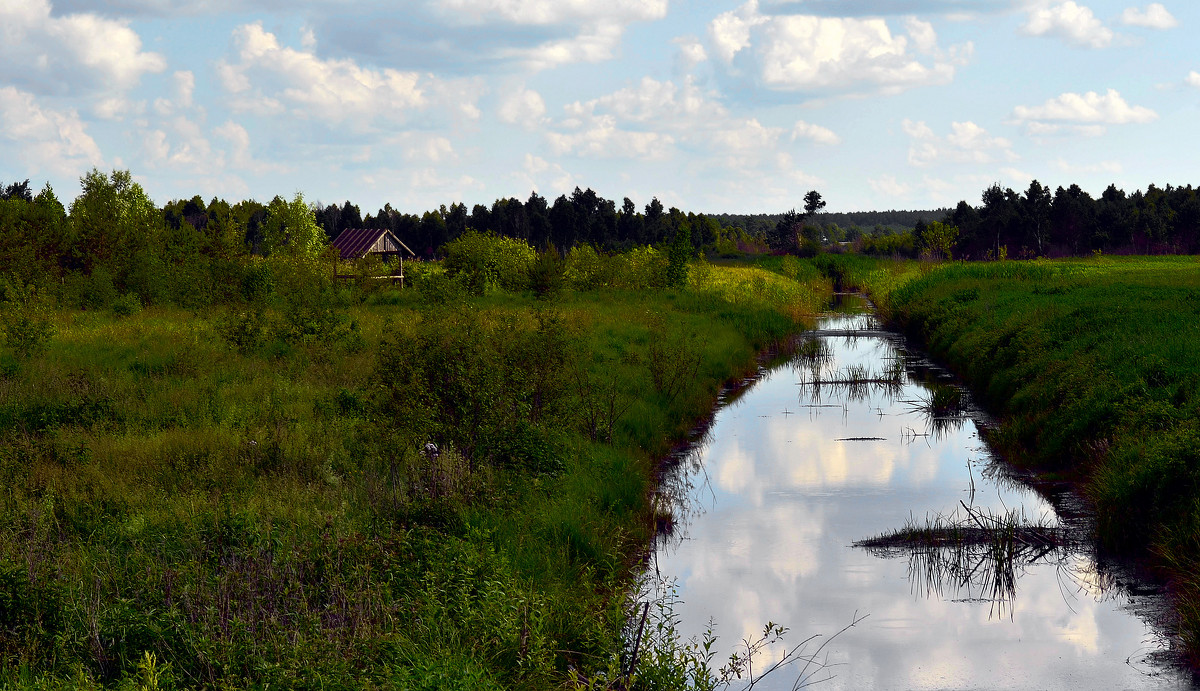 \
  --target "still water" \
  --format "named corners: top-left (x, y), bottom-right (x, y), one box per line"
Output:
top-left (650, 295), bottom-right (1196, 690)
